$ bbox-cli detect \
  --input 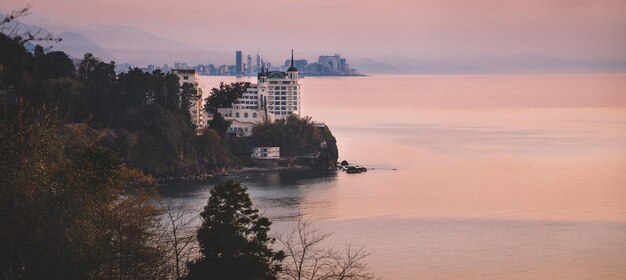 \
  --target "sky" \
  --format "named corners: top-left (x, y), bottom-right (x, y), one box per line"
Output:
top-left (2, 0), bottom-right (626, 70)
